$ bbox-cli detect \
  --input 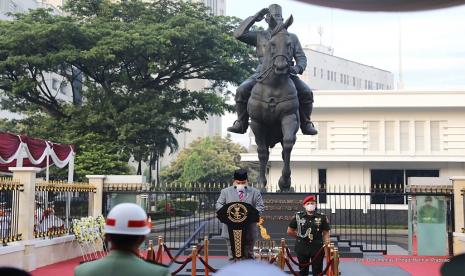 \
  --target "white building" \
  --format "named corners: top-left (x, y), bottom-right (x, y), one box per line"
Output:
top-left (241, 90), bottom-right (465, 195)
top-left (0, 0), bottom-right (61, 20)
top-left (0, 0), bottom-right (75, 121)
top-left (301, 44), bottom-right (394, 90)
